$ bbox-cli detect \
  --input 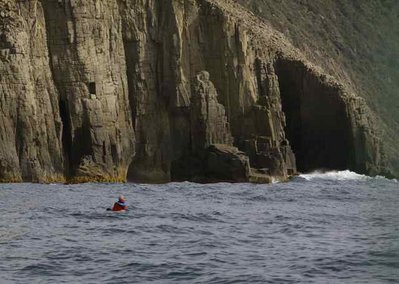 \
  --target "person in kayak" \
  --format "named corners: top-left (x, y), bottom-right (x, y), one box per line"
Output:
top-left (112, 195), bottom-right (128, 212)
